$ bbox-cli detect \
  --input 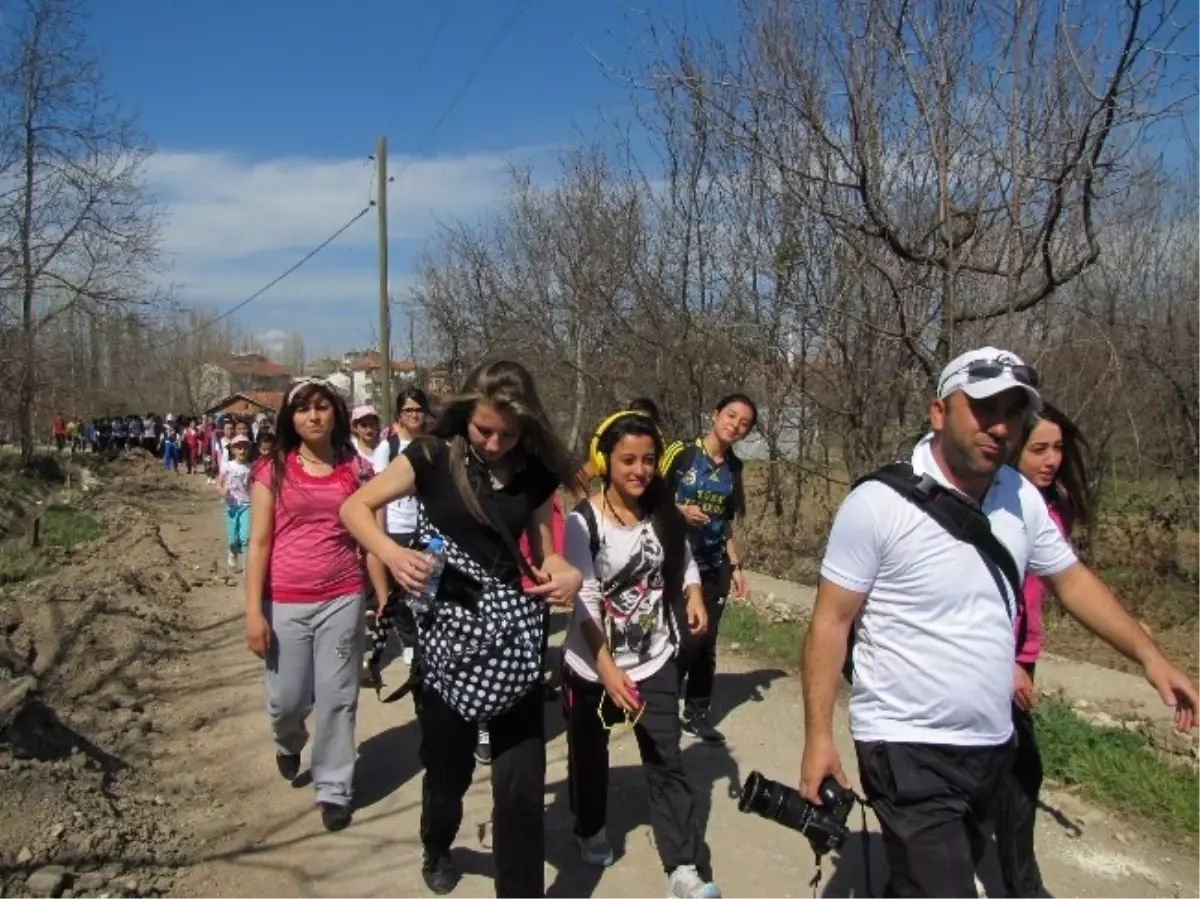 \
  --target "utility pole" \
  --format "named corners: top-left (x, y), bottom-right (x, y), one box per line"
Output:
top-left (376, 134), bottom-right (392, 420)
